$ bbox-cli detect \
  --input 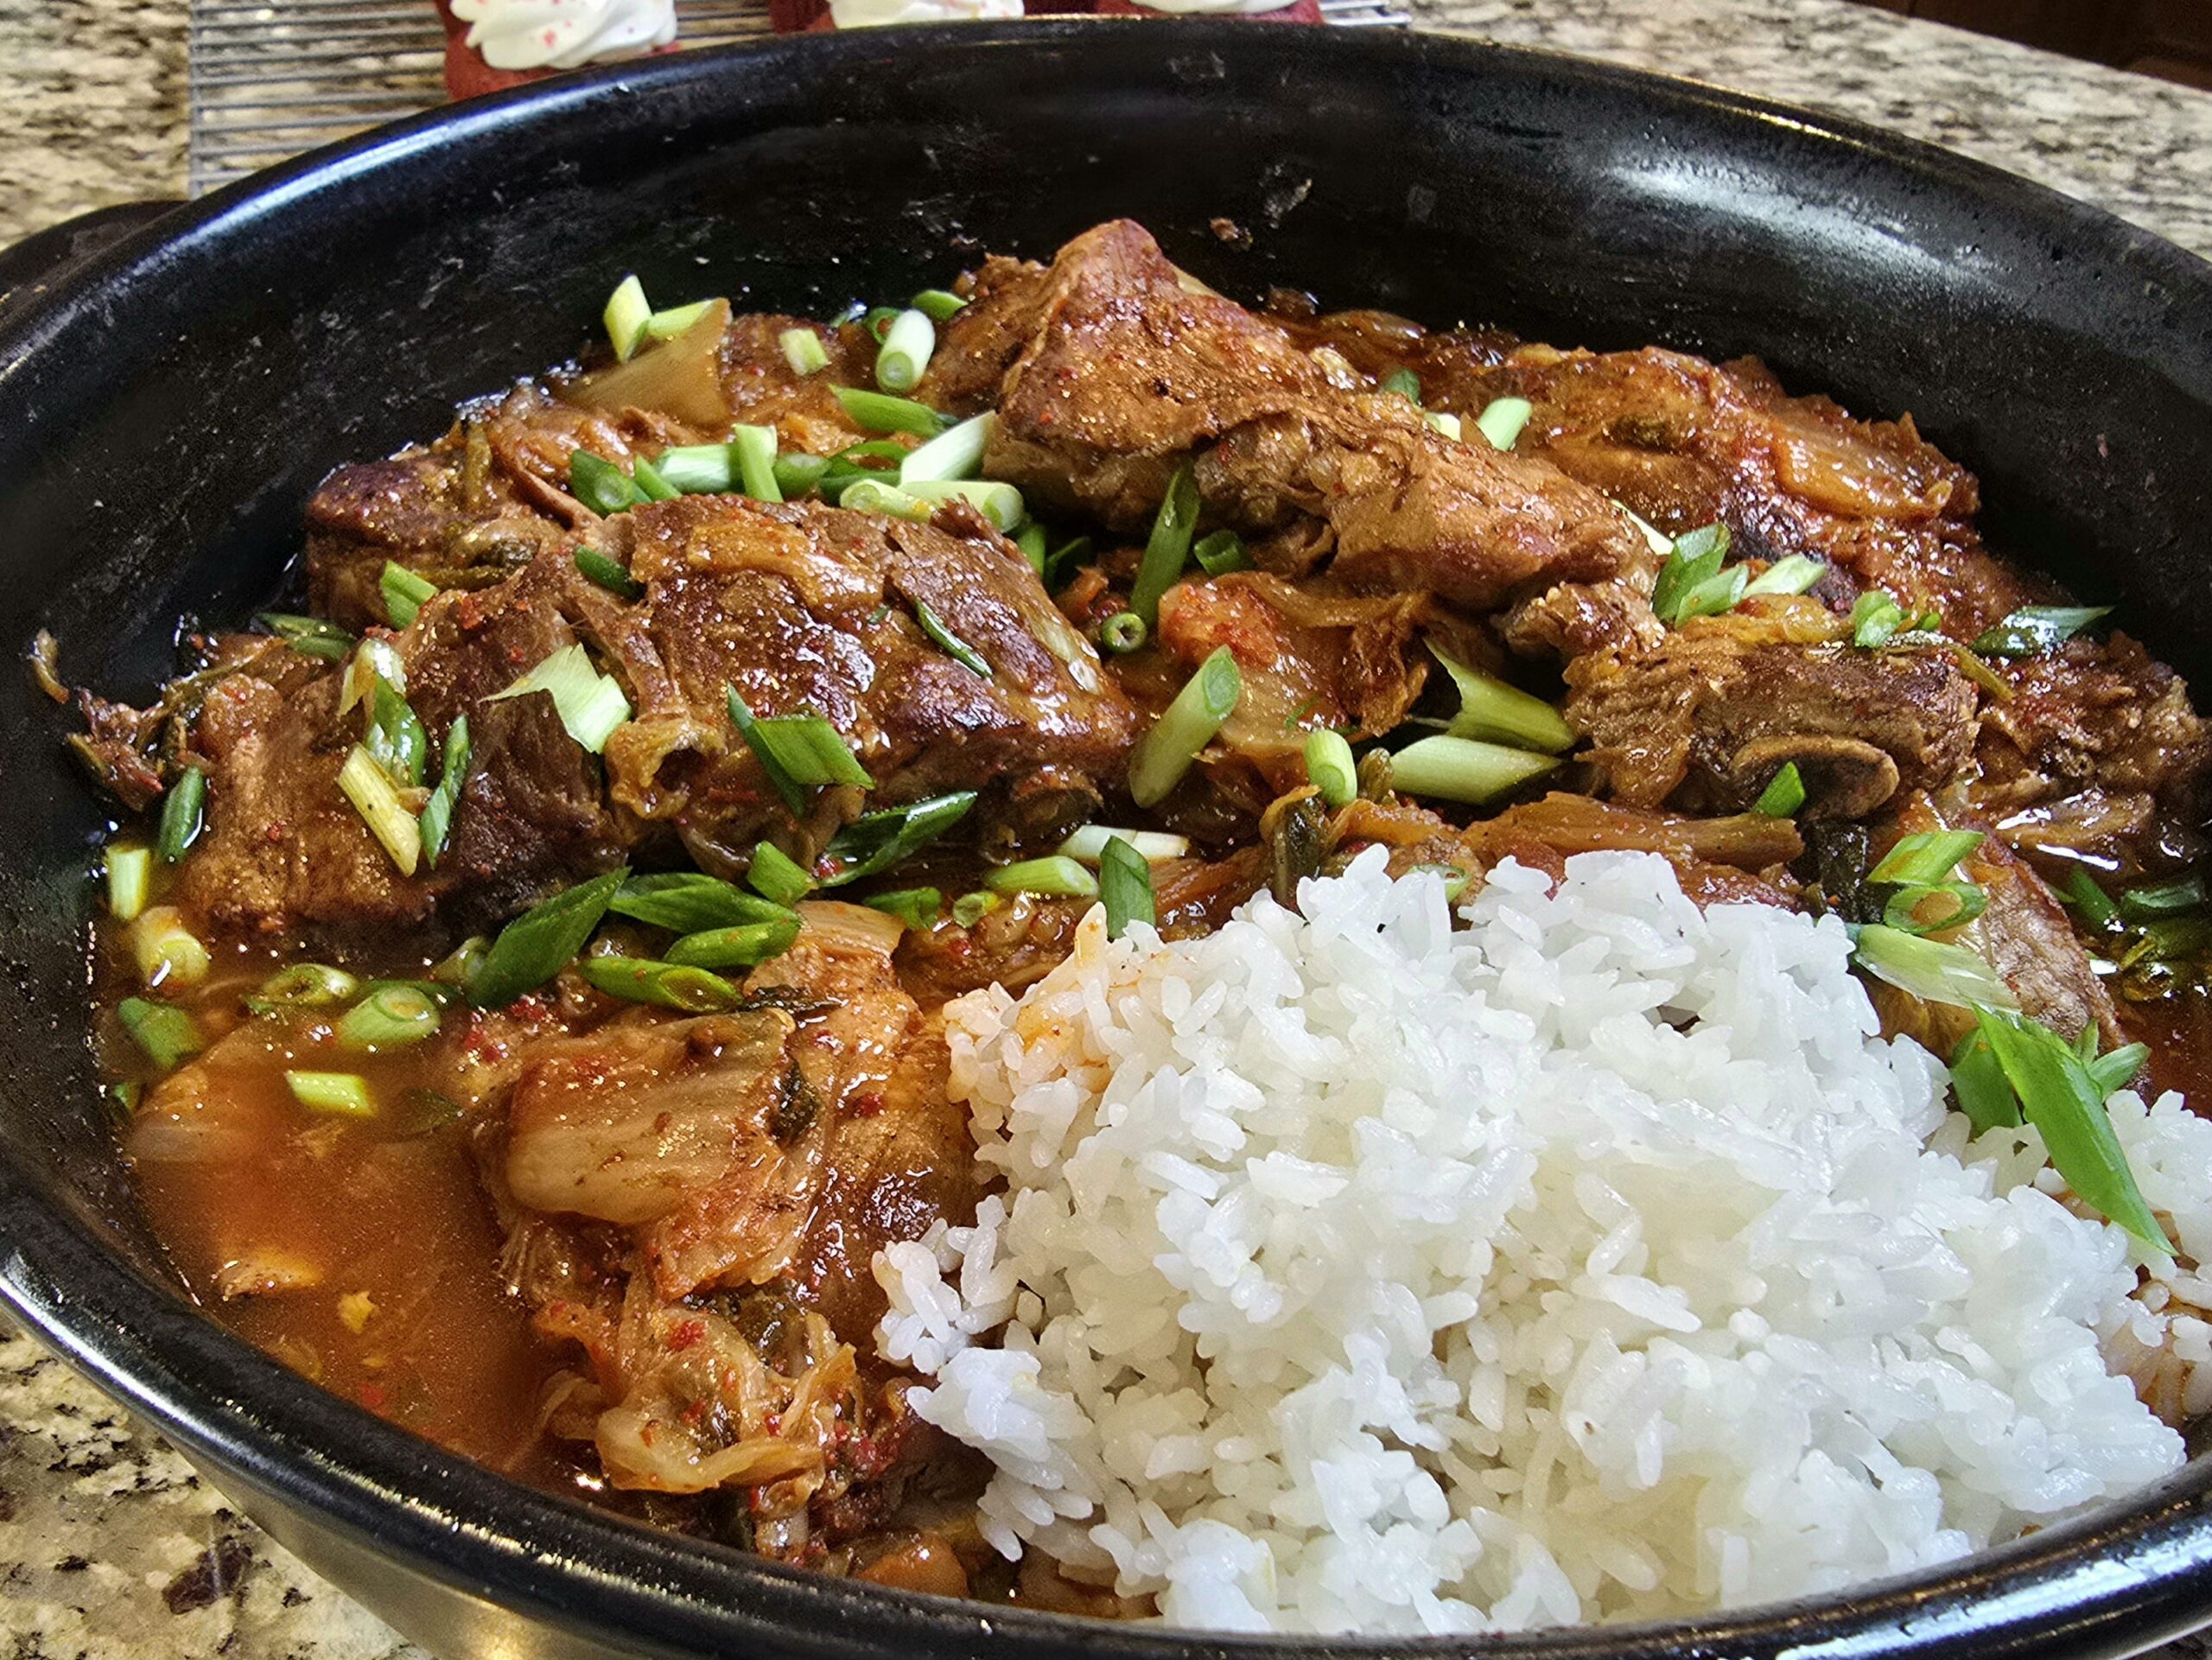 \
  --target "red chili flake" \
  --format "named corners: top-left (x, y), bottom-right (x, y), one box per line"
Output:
top-left (264, 822), bottom-right (289, 843)
top-left (359, 1383), bottom-right (390, 1412)
top-left (680, 1399), bottom-right (707, 1428)
top-left (668, 1319), bottom-right (705, 1352)
top-left (850, 1091), bottom-right (884, 1118)
top-left (763, 1412), bottom-right (782, 1435)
